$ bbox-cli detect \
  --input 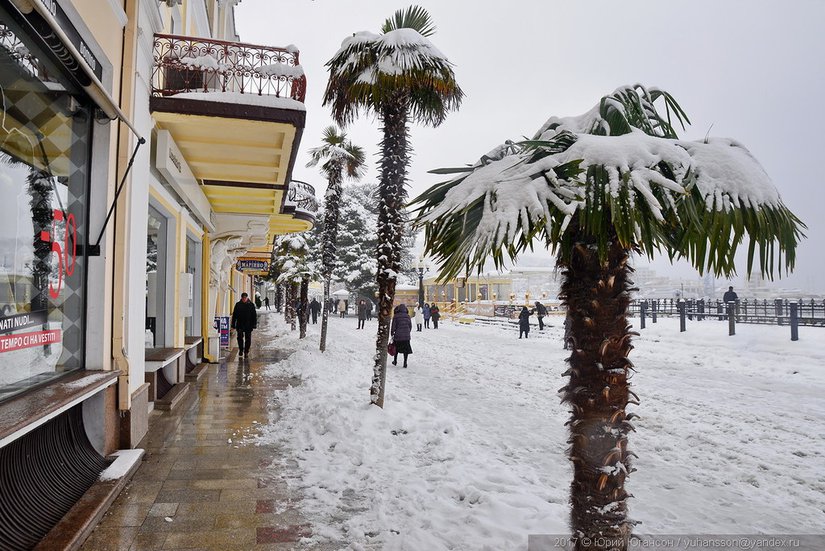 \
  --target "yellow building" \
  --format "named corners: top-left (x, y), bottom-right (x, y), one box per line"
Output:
top-left (0, 1), bottom-right (314, 547)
